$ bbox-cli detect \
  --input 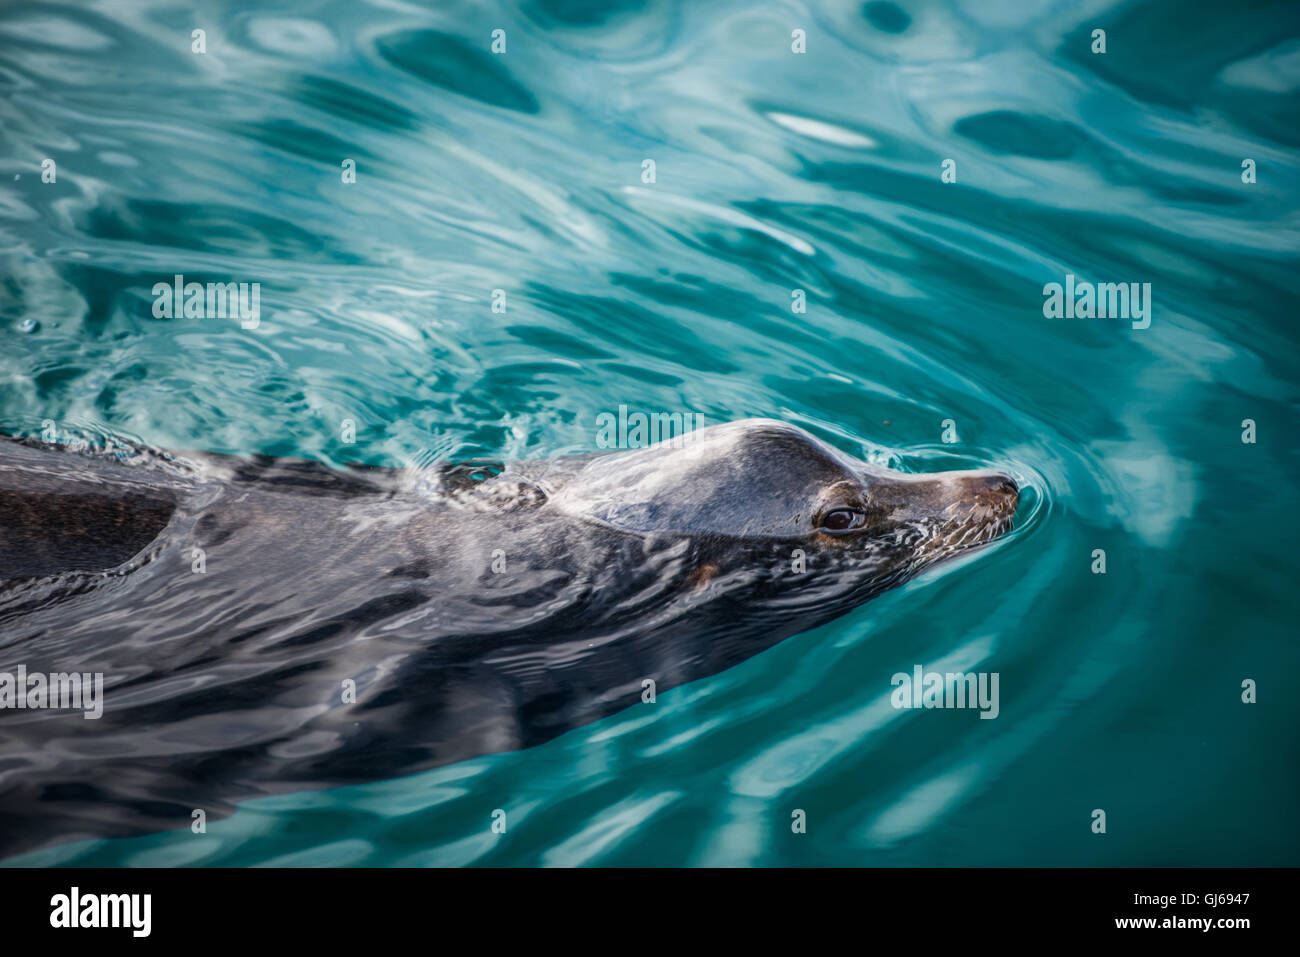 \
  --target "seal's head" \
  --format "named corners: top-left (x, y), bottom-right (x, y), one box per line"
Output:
top-left (548, 418), bottom-right (1018, 612)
